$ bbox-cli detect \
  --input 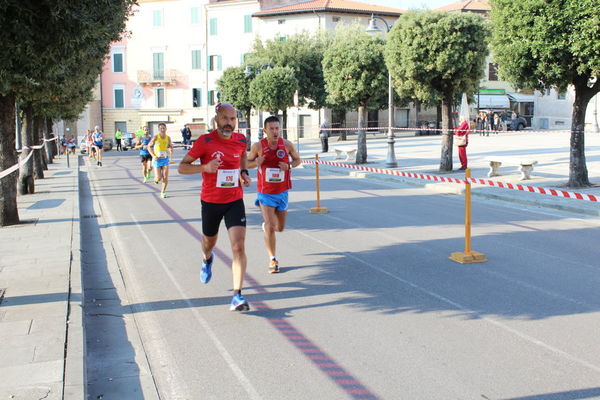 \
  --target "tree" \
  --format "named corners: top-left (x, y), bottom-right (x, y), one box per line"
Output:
top-left (385, 11), bottom-right (488, 172)
top-left (323, 25), bottom-right (389, 164)
top-left (248, 32), bottom-right (329, 110)
top-left (0, 0), bottom-right (135, 225)
top-left (217, 67), bottom-right (253, 149)
top-left (249, 66), bottom-right (298, 139)
top-left (490, 0), bottom-right (600, 187)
